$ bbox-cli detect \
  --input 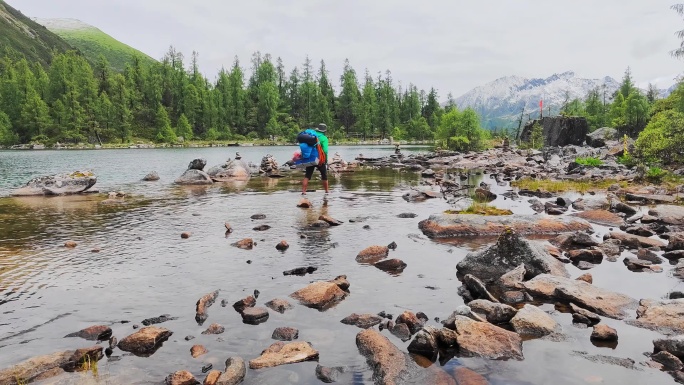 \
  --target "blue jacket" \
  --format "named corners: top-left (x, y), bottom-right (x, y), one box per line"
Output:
top-left (295, 129), bottom-right (320, 165)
